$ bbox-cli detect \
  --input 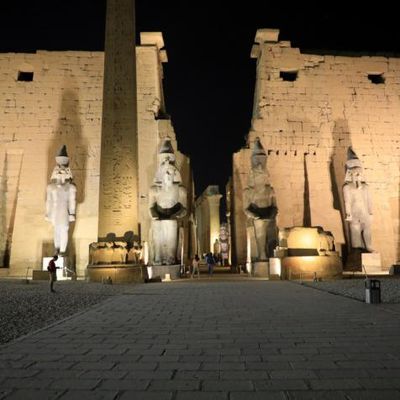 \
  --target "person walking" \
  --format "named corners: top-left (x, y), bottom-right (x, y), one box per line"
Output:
top-left (191, 254), bottom-right (200, 278)
top-left (47, 255), bottom-right (59, 293)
